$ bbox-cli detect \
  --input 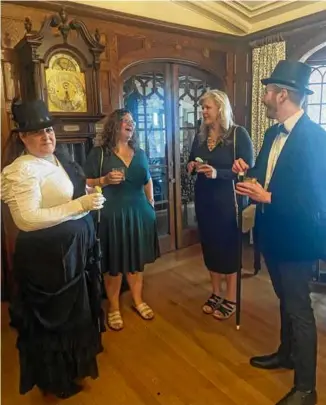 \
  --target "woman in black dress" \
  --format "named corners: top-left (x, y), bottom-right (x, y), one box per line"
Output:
top-left (1, 99), bottom-right (105, 398)
top-left (188, 90), bottom-right (253, 320)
